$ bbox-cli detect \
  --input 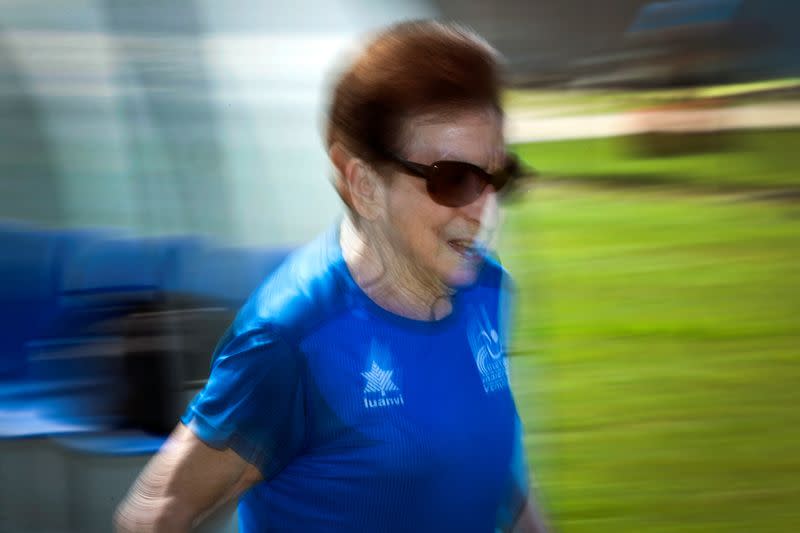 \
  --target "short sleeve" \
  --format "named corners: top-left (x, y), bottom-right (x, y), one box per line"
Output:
top-left (181, 324), bottom-right (305, 480)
